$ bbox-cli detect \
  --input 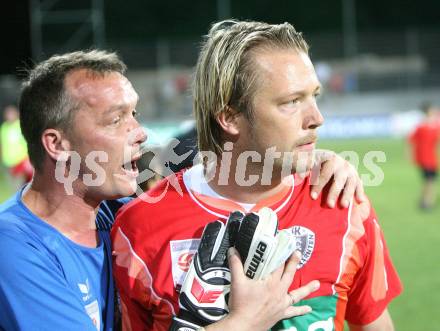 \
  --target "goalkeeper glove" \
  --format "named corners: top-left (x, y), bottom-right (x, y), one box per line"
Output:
top-left (169, 207), bottom-right (297, 330)
top-left (235, 207), bottom-right (297, 280)
top-left (169, 211), bottom-right (244, 331)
